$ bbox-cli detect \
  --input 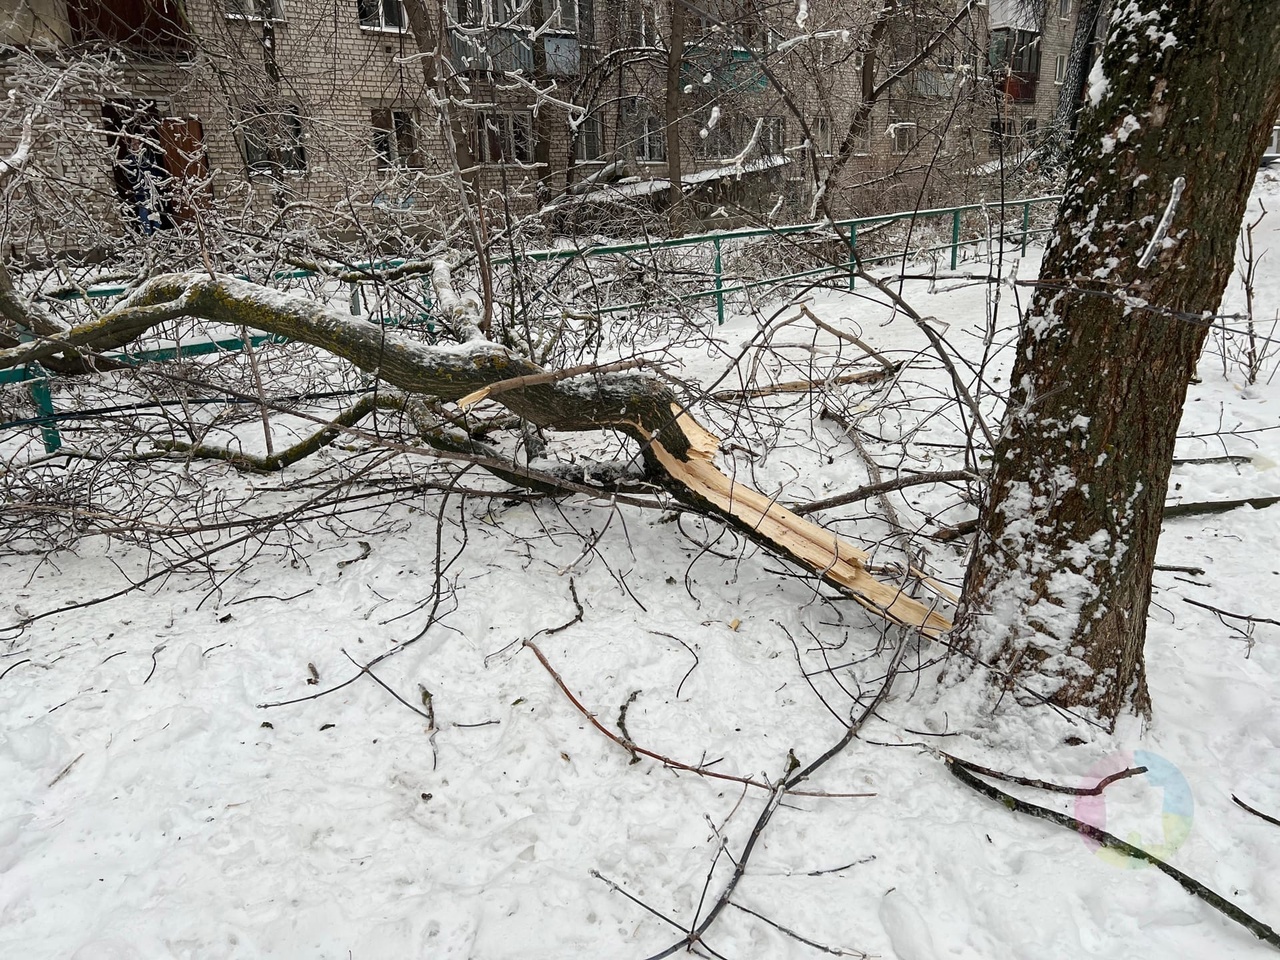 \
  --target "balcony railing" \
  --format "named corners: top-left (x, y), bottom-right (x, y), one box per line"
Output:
top-left (450, 27), bottom-right (534, 75)
top-left (681, 46), bottom-right (767, 94)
